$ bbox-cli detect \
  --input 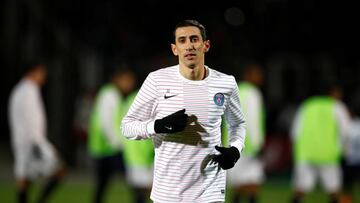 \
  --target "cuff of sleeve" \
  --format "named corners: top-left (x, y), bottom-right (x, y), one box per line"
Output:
top-left (146, 120), bottom-right (156, 135)
top-left (230, 140), bottom-right (244, 155)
